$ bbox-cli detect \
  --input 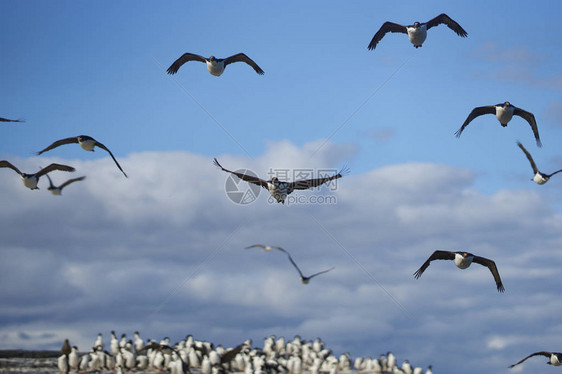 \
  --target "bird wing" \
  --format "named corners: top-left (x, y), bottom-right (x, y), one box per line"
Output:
top-left (513, 107), bottom-right (542, 147)
top-left (308, 267), bottom-right (335, 280)
top-left (223, 53), bottom-right (264, 75)
top-left (245, 244), bottom-right (286, 252)
top-left (517, 142), bottom-right (539, 174)
top-left (0, 160), bottom-right (22, 175)
top-left (285, 252), bottom-right (305, 279)
top-left (368, 22), bottom-right (408, 50)
top-left (46, 173), bottom-right (55, 188)
top-left (287, 166), bottom-right (349, 194)
top-left (455, 106), bottom-right (497, 137)
top-left (59, 176), bottom-right (86, 189)
top-left (0, 117), bottom-right (23, 122)
top-left (508, 352), bottom-right (552, 368)
top-left (472, 256), bottom-right (505, 292)
top-left (94, 141), bottom-right (128, 178)
top-left (413, 250), bottom-right (455, 279)
top-left (425, 13), bottom-right (468, 37)
top-left (36, 163), bottom-right (76, 177)
top-left (166, 52), bottom-right (207, 75)
top-left (37, 137), bottom-right (79, 155)
top-left (547, 169), bottom-right (562, 178)
top-left (220, 343), bottom-right (245, 364)
top-left (213, 158), bottom-right (268, 188)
